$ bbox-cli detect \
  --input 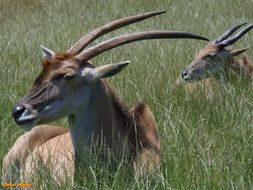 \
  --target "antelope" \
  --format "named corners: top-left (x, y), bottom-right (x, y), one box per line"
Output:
top-left (179, 23), bottom-right (253, 94)
top-left (2, 11), bottom-right (208, 184)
